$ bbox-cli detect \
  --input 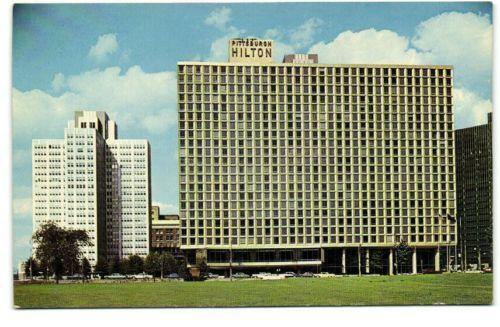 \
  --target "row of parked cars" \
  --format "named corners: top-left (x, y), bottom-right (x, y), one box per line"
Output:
top-left (103, 272), bottom-right (181, 280)
top-left (206, 271), bottom-right (326, 280)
